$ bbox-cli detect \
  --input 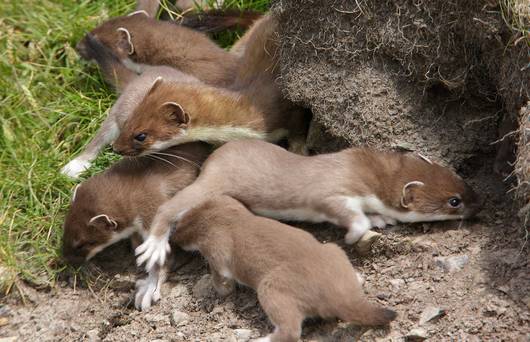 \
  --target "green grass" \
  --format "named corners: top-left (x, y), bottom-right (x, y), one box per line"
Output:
top-left (0, 0), bottom-right (268, 293)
